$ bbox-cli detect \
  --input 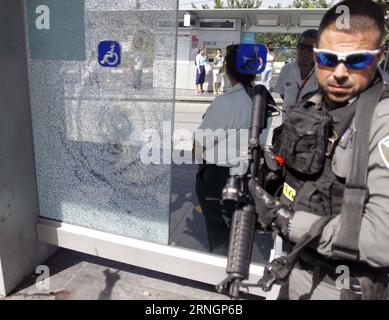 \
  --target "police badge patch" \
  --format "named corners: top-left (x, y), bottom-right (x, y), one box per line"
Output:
top-left (378, 135), bottom-right (389, 169)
